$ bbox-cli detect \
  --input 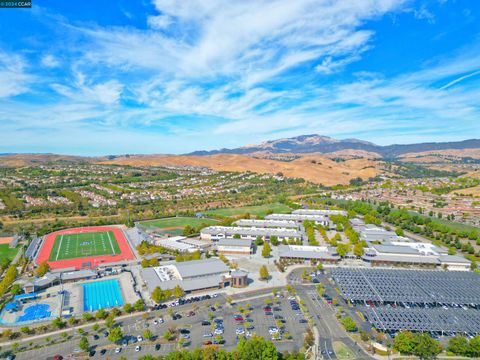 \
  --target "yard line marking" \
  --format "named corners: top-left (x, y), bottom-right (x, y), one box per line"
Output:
top-left (107, 231), bottom-right (116, 255)
top-left (55, 234), bottom-right (64, 261)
